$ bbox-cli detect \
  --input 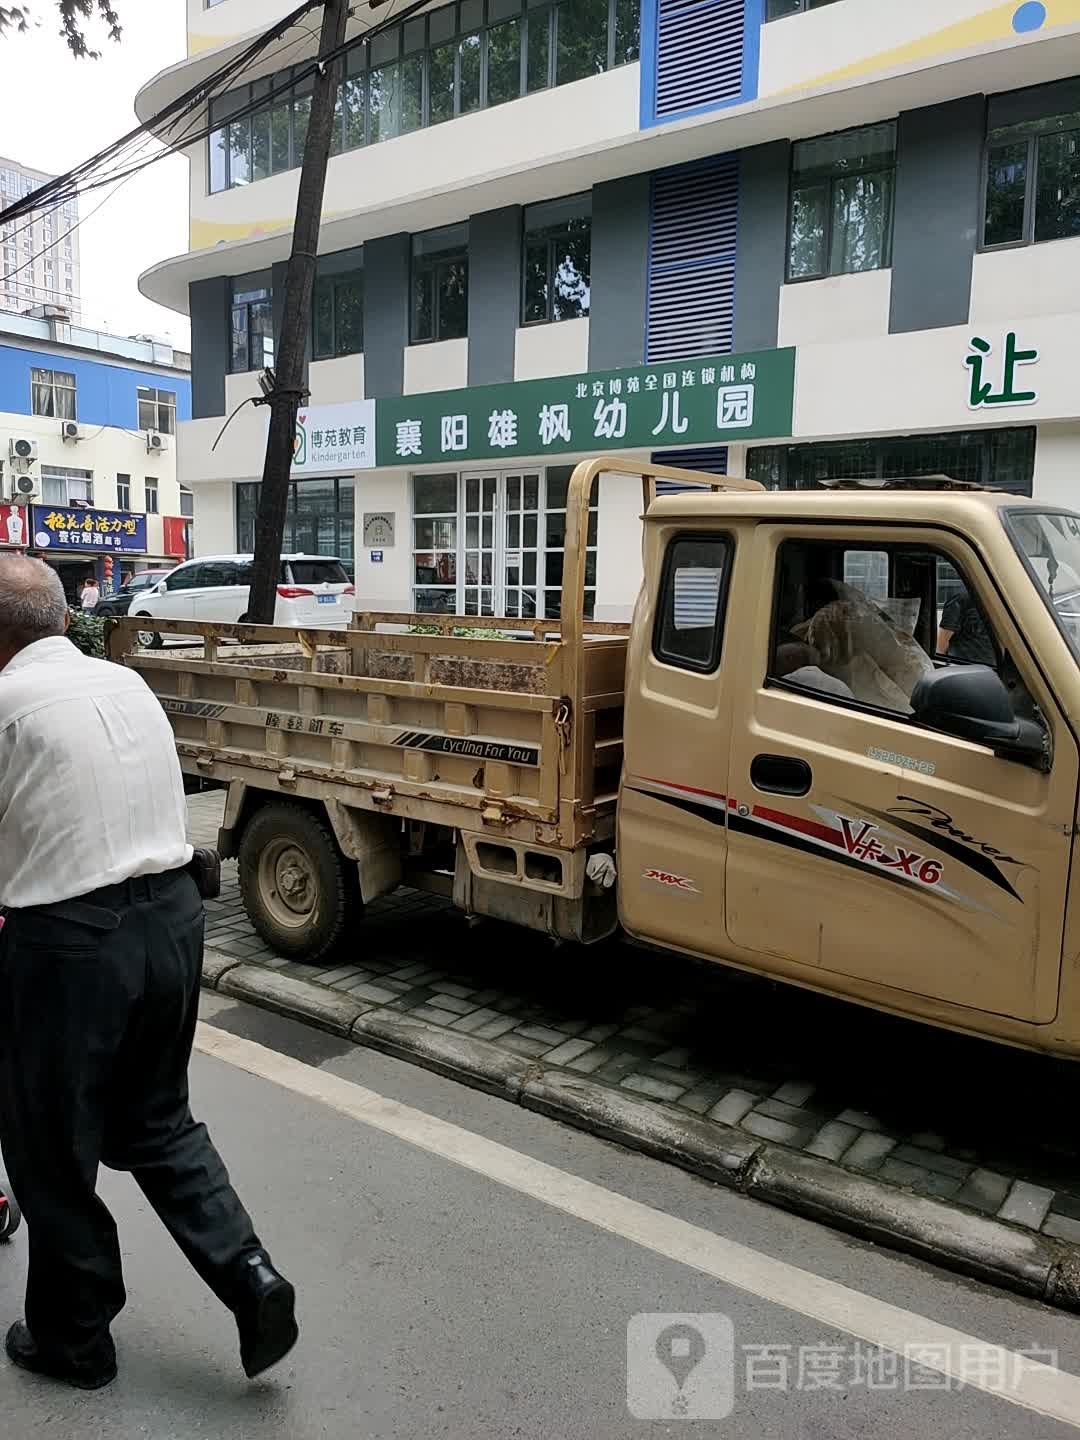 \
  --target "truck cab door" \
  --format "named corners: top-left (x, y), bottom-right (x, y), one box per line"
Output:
top-left (723, 523), bottom-right (1077, 1028)
top-left (618, 524), bottom-right (740, 955)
